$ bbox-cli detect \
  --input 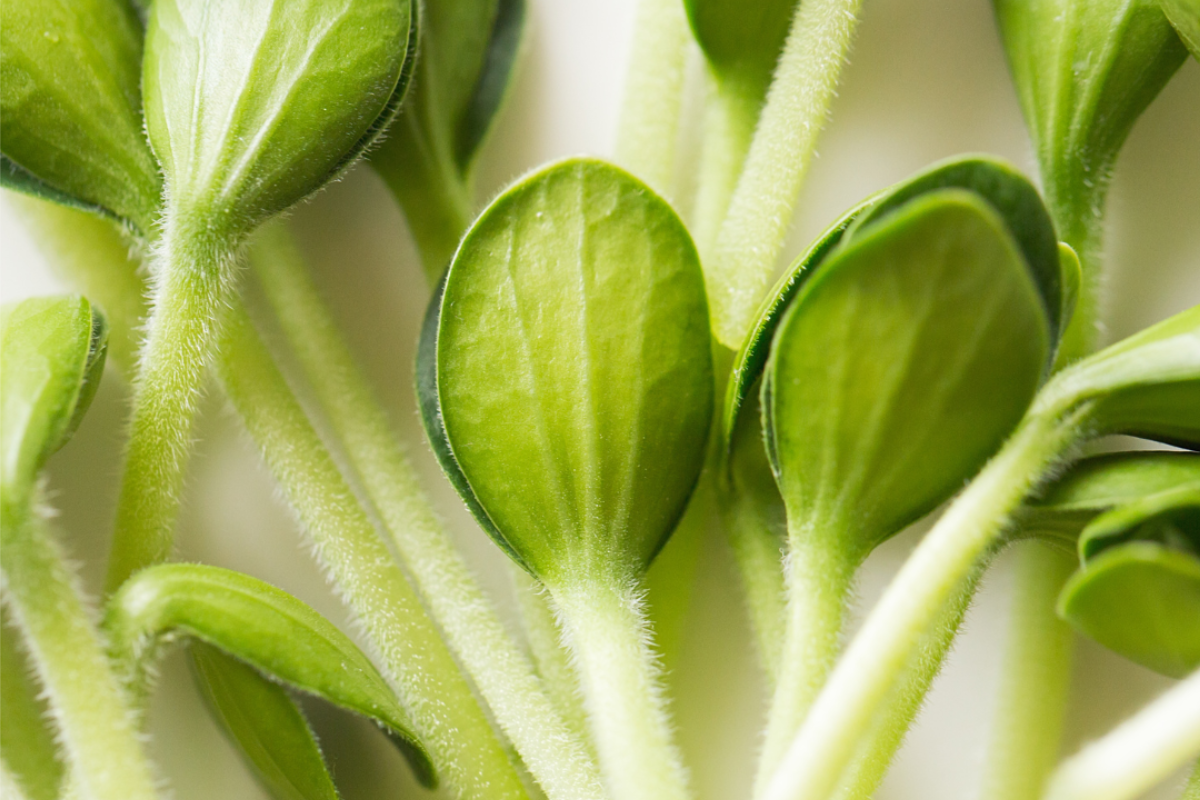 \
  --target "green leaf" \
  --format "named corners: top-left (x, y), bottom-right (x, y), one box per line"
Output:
top-left (104, 564), bottom-right (435, 787)
top-left (722, 156), bottom-right (1064, 456)
top-left (1038, 305), bottom-right (1200, 448)
top-left (1, 157), bottom-right (122, 226)
top-left (189, 643), bottom-right (340, 800)
top-left (372, 0), bottom-right (527, 275)
top-left (1022, 451), bottom-right (1200, 543)
top-left (684, 0), bottom-right (796, 96)
top-left (764, 190), bottom-right (1051, 553)
top-left (1, 295), bottom-right (107, 499)
top-left (143, 0), bottom-right (415, 237)
top-left (993, 0), bottom-right (1186, 205)
top-left (1161, 0), bottom-right (1200, 58)
top-left (0, 0), bottom-right (160, 233)
top-left (1058, 491), bottom-right (1200, 678)
top-left (426, 157), bottom-right (714, 583)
